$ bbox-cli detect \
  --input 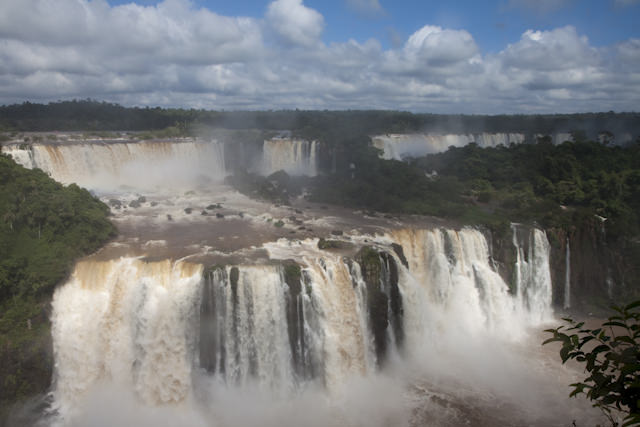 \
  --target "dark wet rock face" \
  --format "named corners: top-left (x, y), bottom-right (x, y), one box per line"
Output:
top-left (356, 247), bottom-right (403, 367)
top-left (488, 220), bottom-right (639, 314)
